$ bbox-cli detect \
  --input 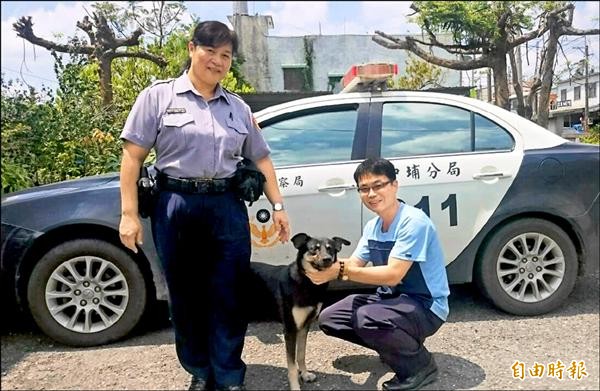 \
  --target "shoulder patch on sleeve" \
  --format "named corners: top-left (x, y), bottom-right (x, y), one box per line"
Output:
top-left (252, 115), bottom-right (261, 130)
